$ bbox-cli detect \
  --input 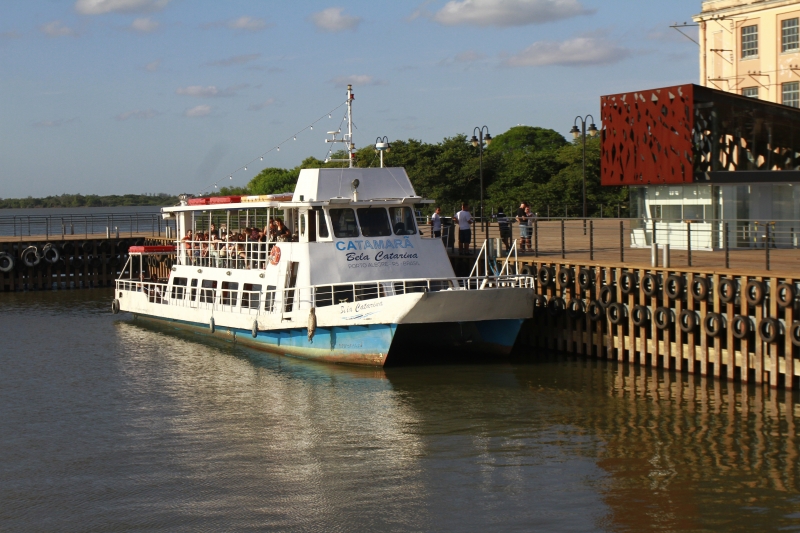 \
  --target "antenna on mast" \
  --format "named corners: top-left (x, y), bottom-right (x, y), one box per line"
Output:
top-left (325, 84), bottom-right (355, 167)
